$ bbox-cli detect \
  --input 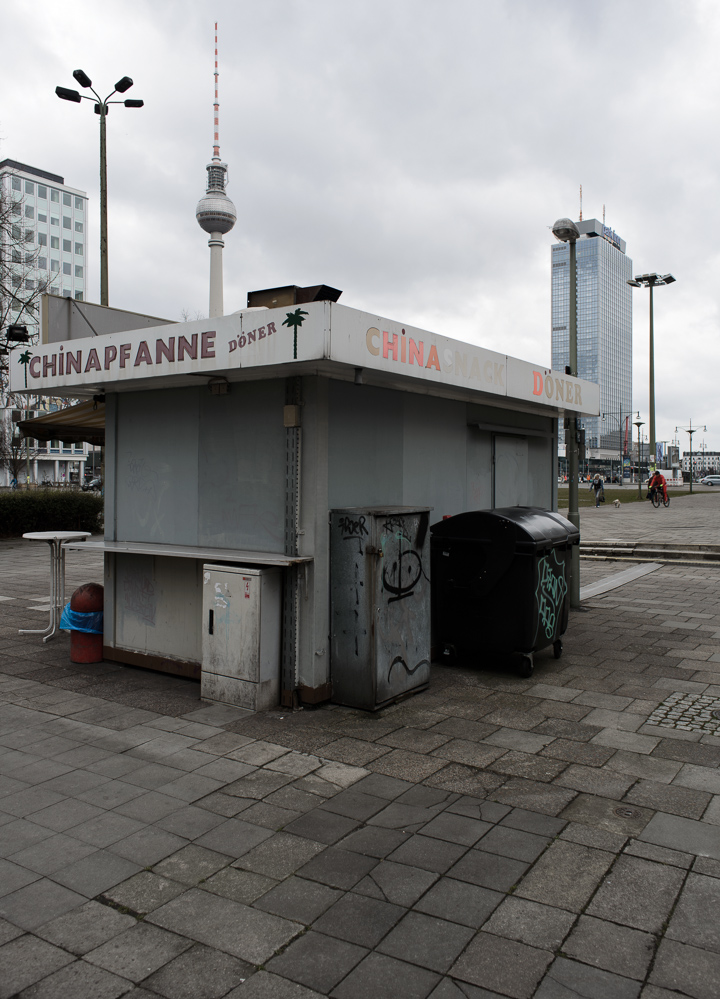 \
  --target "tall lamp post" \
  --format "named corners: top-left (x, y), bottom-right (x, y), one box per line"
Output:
top-left (634, 417), bottom-right (645, 500)
top-left (676, 421), bottom-right (706, 495)
top-left (627, 272), bottom-right (676, 467)
top-left (552, 218), bottom-right (581, 609)
top-left (55, 71), bottom-right (144, 307)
